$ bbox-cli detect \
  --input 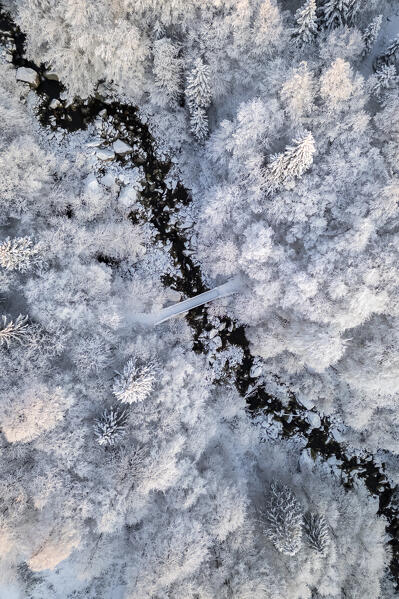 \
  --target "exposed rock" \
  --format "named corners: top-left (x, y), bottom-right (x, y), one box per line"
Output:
top-left (101, 173), bottom-right (118, 187)
top-left (85, 174), bottom-right (101, 194)
top-left (306, 412), bottom-right (321, 429)
top-left (118, 185), bottom-right (137, 208)
top-left (113, 139), bottom-right (133, 155)
top-left (96, 148), bottom-right (115, 161)
top-left (16, 67), bottom-right (39, 88)
top-left (44, 70), bottom-right (59, 80)
top-left (250, 364), bottom-right (262, 378)
top-left (49, 98), bottom-right (61, 109)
